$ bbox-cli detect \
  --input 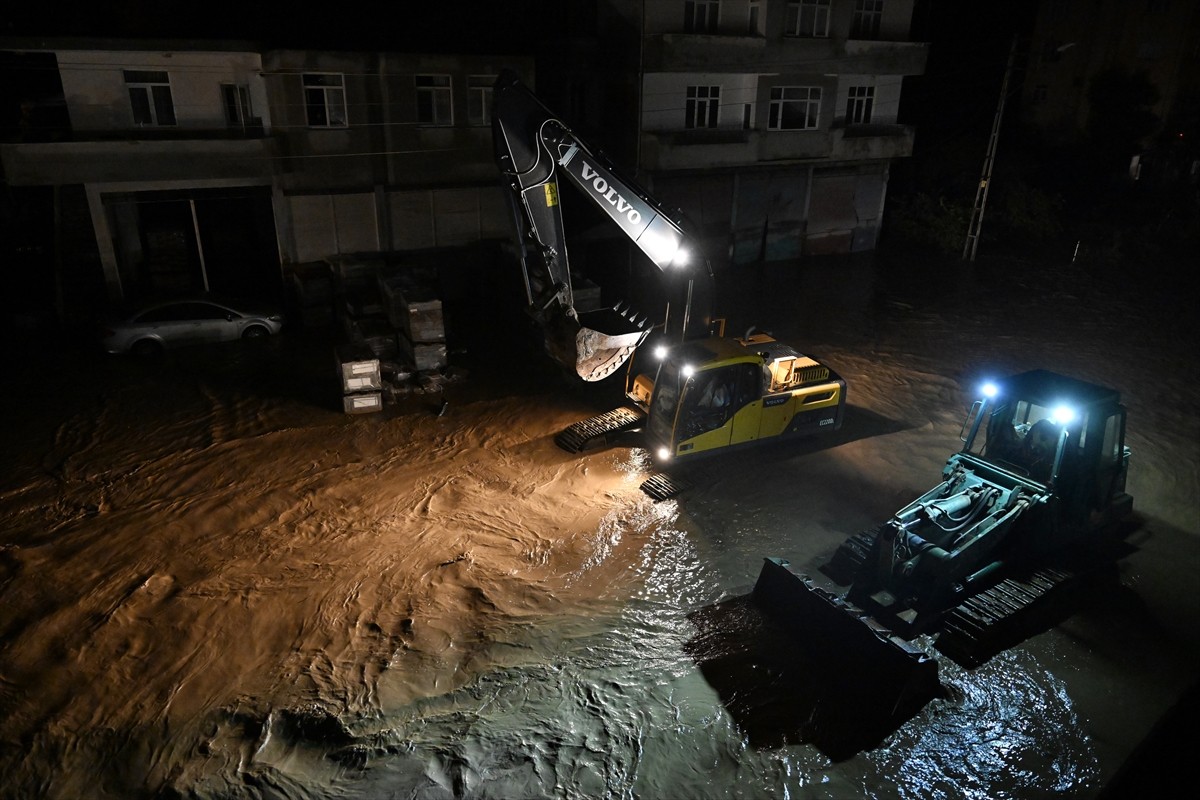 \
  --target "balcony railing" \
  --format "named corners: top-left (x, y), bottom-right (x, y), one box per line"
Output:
top-left (638, 124), bottom-right (915, 171)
